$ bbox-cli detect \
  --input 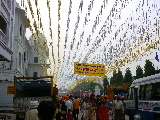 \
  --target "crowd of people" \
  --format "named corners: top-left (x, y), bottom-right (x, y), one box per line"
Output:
top-left (55, 94), bottom-right (126, 120)
top-left (24, 94), bottom-right (126, 120)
